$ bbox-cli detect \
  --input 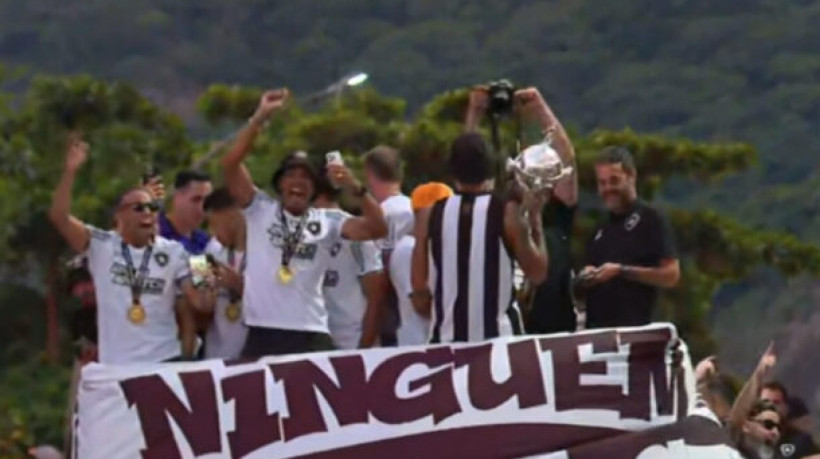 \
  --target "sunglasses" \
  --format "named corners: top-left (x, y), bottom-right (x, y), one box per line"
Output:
top-left (120, 201), bottom-right (160, 213)
top-left (755, 419), bottom-right (780, 431)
